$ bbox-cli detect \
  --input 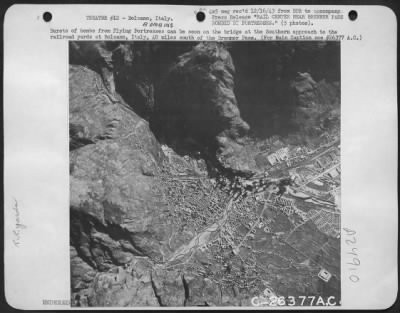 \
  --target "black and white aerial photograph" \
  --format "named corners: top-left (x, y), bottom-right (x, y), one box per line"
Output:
top-left (69, 41), bottom-right (341, 307)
